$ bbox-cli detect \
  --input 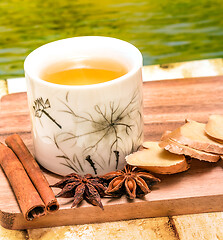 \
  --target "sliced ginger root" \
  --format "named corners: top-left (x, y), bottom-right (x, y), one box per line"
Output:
top-left (205, 115), bottom-right (223, 142)
top-left (128, 116), bottom-right (223, 175)
top-left (166, 120), bottom-right (223, 154)
top-left (126, 142), bottom-right (189, 174)
top-left (159, 134), bottom-right (221, 163)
